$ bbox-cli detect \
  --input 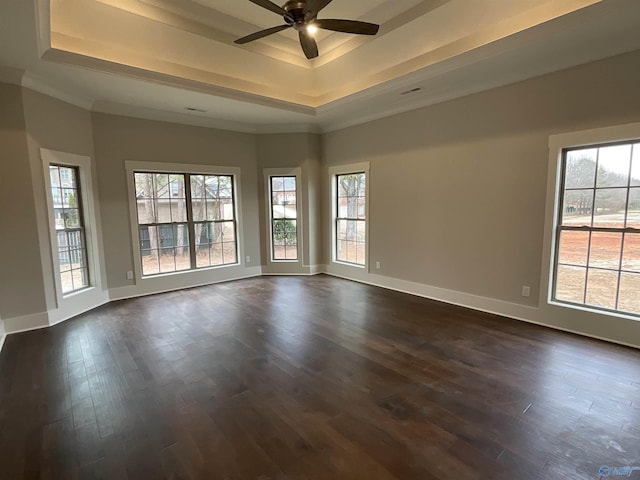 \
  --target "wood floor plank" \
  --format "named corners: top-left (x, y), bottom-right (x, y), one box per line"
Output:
top-left (0, 275), bottom-right (639, 479)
